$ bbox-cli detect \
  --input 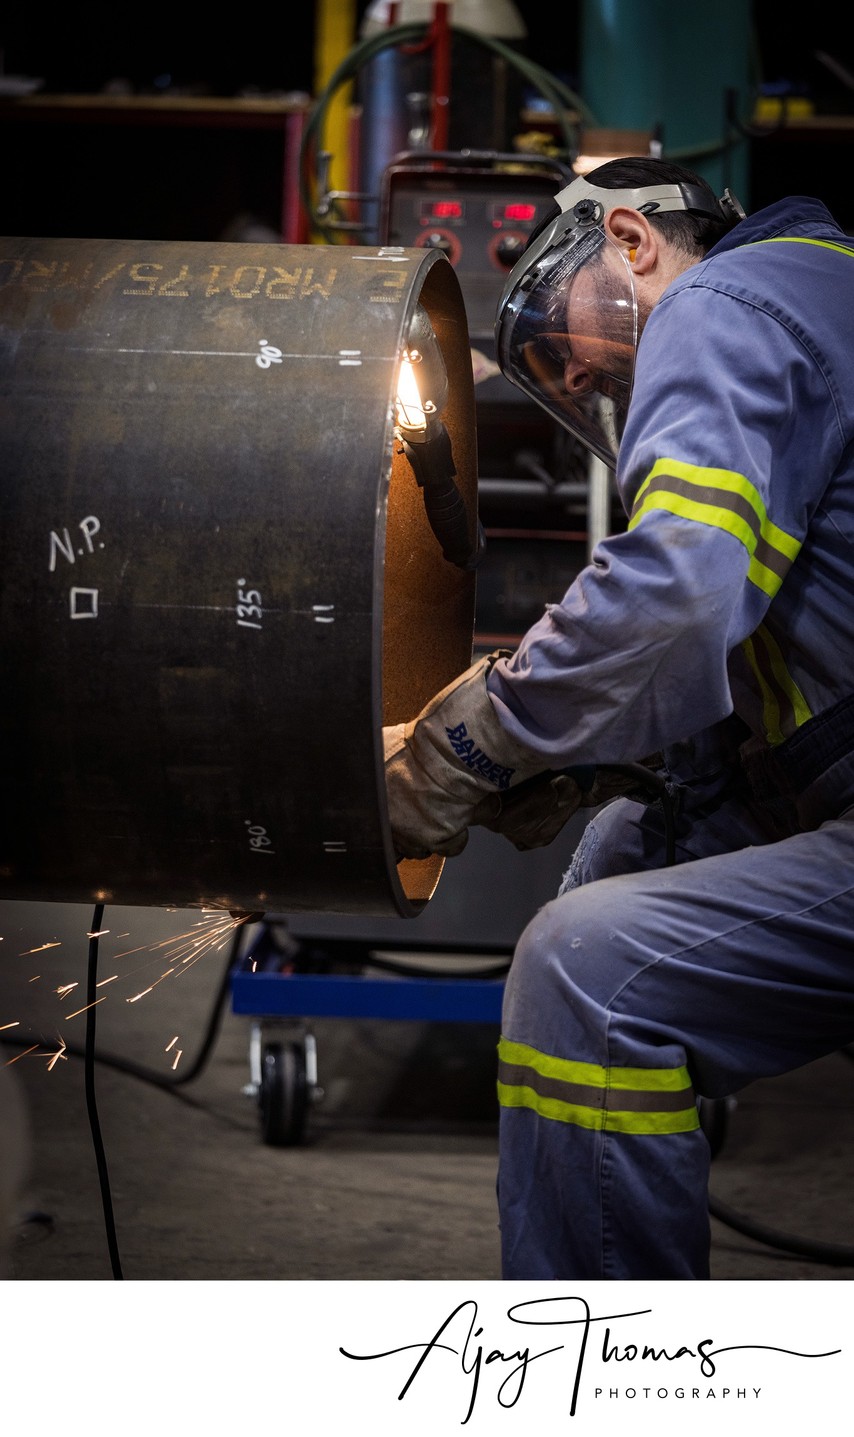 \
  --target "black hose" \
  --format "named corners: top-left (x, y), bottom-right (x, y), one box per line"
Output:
top-left (708, 1194), bottom-right (854, 1267)
top-left (0, 911), bottom-right (249, 1280)
top-left (605, 761), bottom-right (678, 865)
top-left (400, 427), bottom-right (486, 571)
top-left (84, 904), bottom-right (123, 1279)
top-left (299, 21), bottom-right (597, 241)
top-left (2, 922), bottom-right (242, 1092)
top-left (362, 950), bottom-right (511, 981)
